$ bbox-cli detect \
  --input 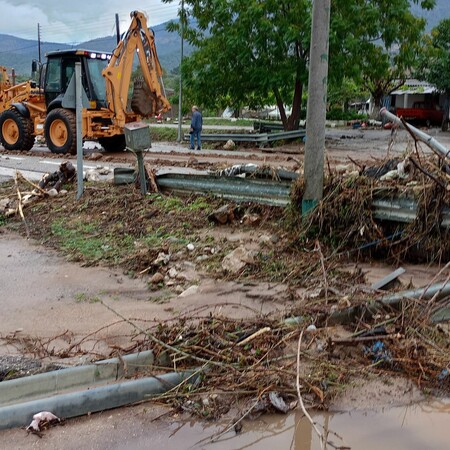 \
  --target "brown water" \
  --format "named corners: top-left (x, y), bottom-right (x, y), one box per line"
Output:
top-left (133, 400), bottom-right (450, 450)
